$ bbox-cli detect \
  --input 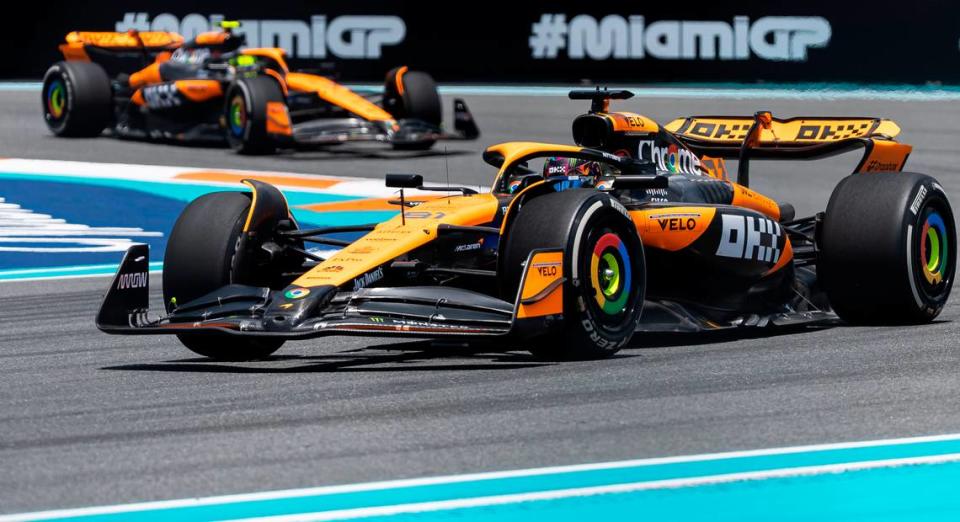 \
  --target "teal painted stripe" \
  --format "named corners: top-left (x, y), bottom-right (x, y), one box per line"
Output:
top-left (12, 435), bottom-right (960, 521)
top-left (0, 171), bottom-right (388, 227)
top-left (0, 172), bottom-right (357, 205)
top-left (387, 460), bottom-right (960, 522)
top-left (0, 261), bottom-right (162, 281)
